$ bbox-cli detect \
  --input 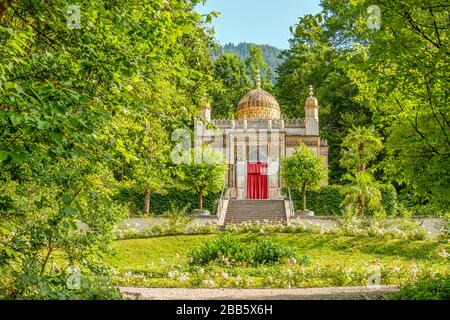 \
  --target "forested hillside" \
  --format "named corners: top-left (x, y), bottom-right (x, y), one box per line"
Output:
top-left (216, 42), bottom-right (284, 83)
